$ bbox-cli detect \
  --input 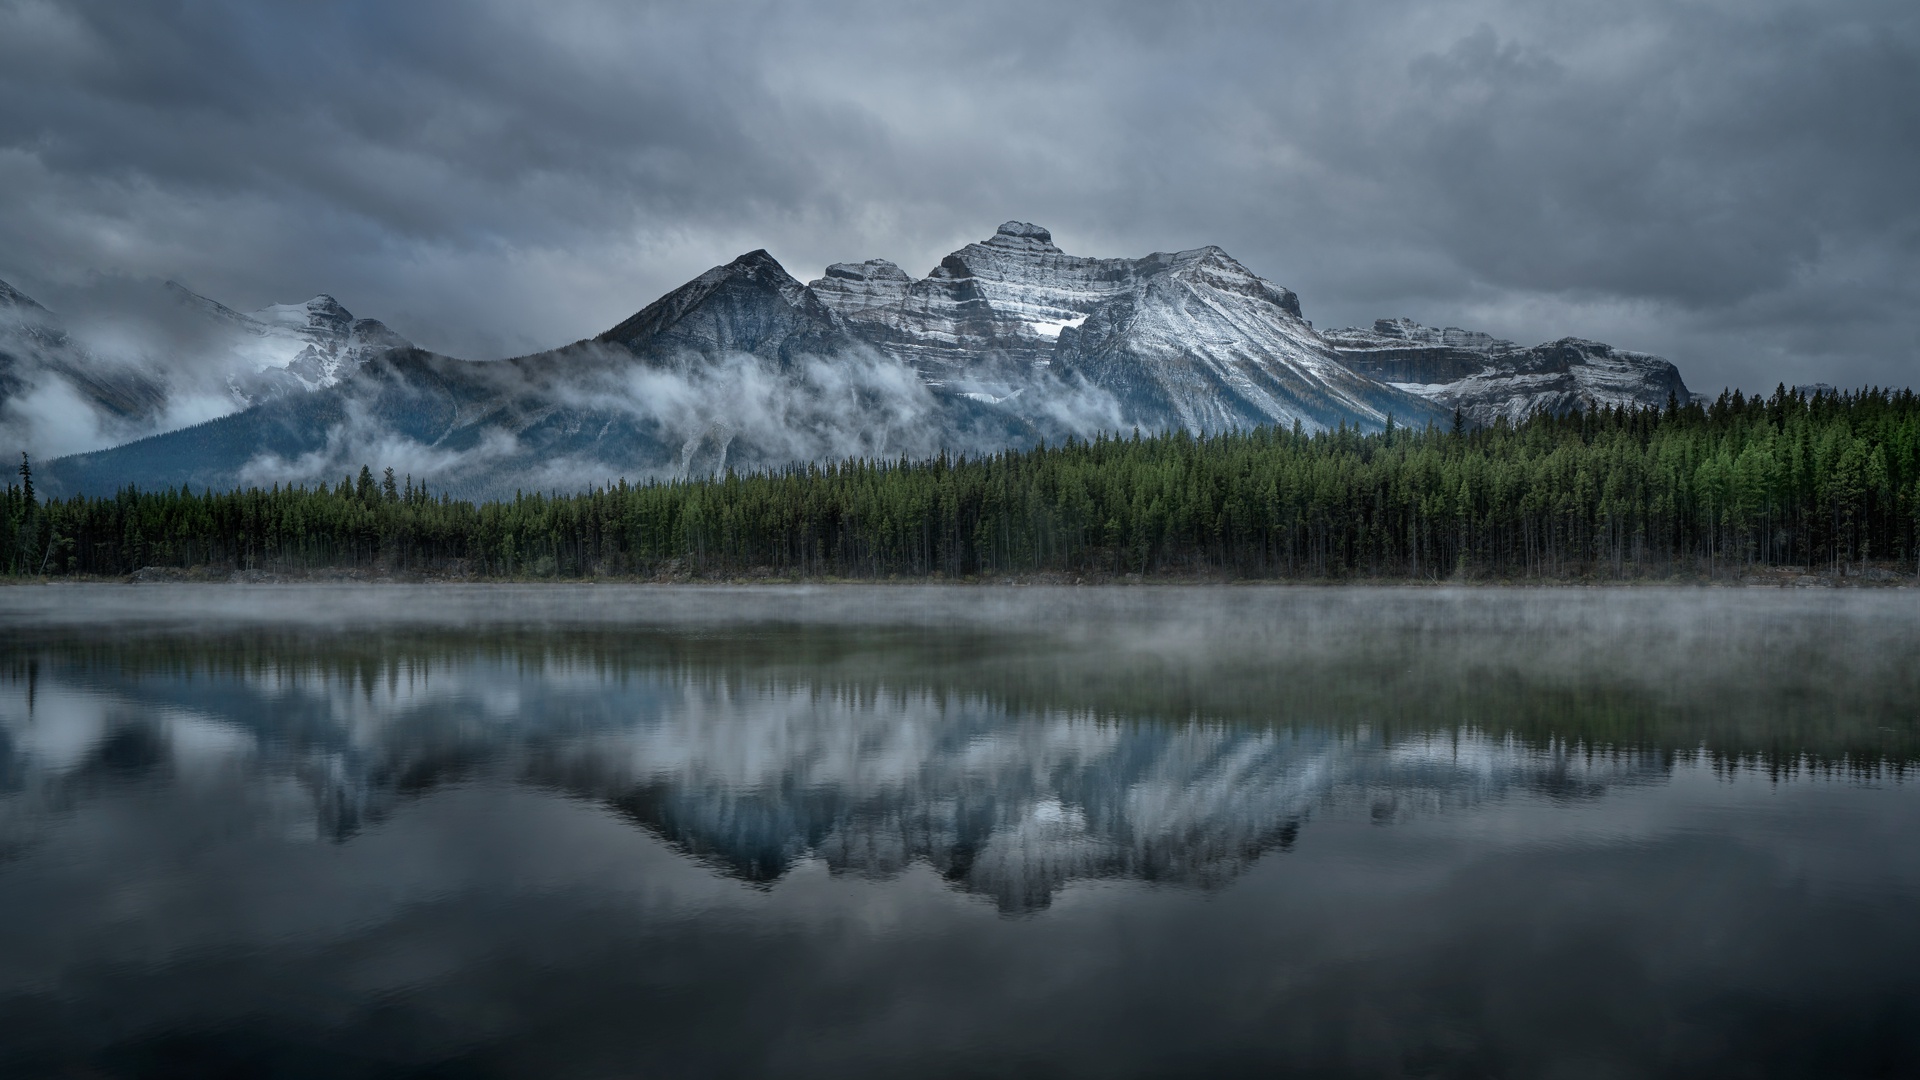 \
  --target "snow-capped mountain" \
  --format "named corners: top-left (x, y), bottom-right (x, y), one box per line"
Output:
top-left (810, 221), bottom-right (1145, 373)
top-left (163, 282), bottom-right (412, 405)
top-left (41, 250), bottom-right (1035, 497)
top-left (812, 222), bottom-right (1439, 431)
top-left (35, 222), bottom-right (1697, 497)
top-left (1322, 318), bottom-right (1693, 426)
top-left (0, 276), bottom-right (414, 460)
